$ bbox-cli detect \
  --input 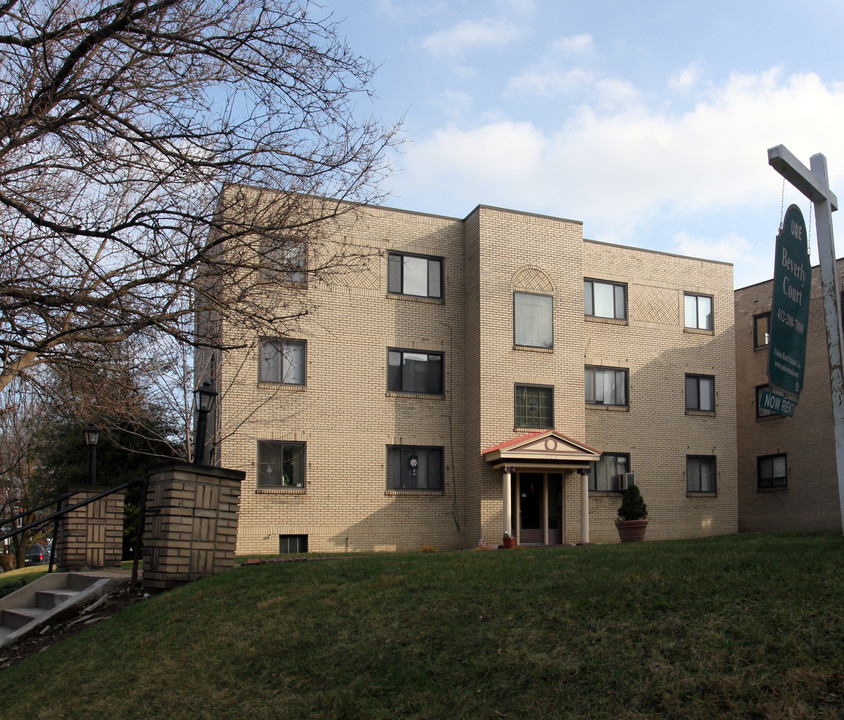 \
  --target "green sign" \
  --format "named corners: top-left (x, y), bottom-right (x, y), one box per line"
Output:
top-left (758, 388), bottom-right (796, 418)
top-left (768, 204), bottom-right (812, 397)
